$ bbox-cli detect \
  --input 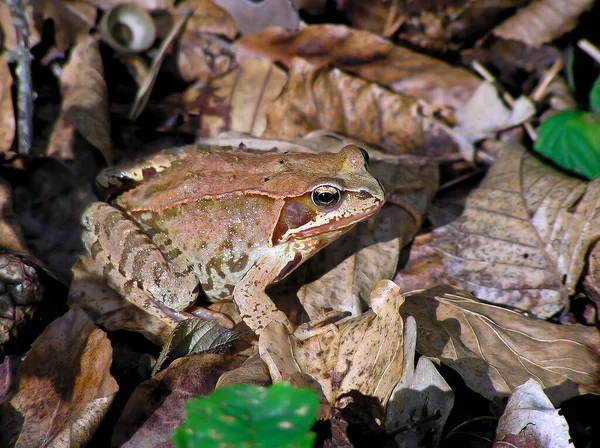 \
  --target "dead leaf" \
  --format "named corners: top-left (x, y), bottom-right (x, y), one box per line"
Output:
top-left (432, 140), bottom-right (600, 318)
top-left (0, 58), bottom-right (15, 152)
top-left (336, 0), bottom-right (394, 36)
top-left (213, 0), bottom-right (299, 35)
top-left (260, 280), bottom-right (409, 409)
top-left (401, 285), bottom-right (600, 405)
top-left (197, 57), bottom-right (287, 138)
top-left (493, 0), bottom-right (593, 48)
top-left (51, 35), bottom-right (112, 164)
top-left (262, 57), bottom-right (458, 157)
top-left (235, 24), bottom-right (481, 109)
top-left (0, 309), bottom-right (118, 447)
top-left (385, 352), bottom-right (454, 448)
top-left (32, 0), bottom-right (96, 53)
top-left (493, 379), bottom-right (574, 447)
top-left (0, 177), bottom-right (27, 254)
top-left (111, 354), bottom-right (243, 447)
top-left (93, 0), bottom-right (174, 10)
top-left (216, 352), bottom-right (272, 388)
